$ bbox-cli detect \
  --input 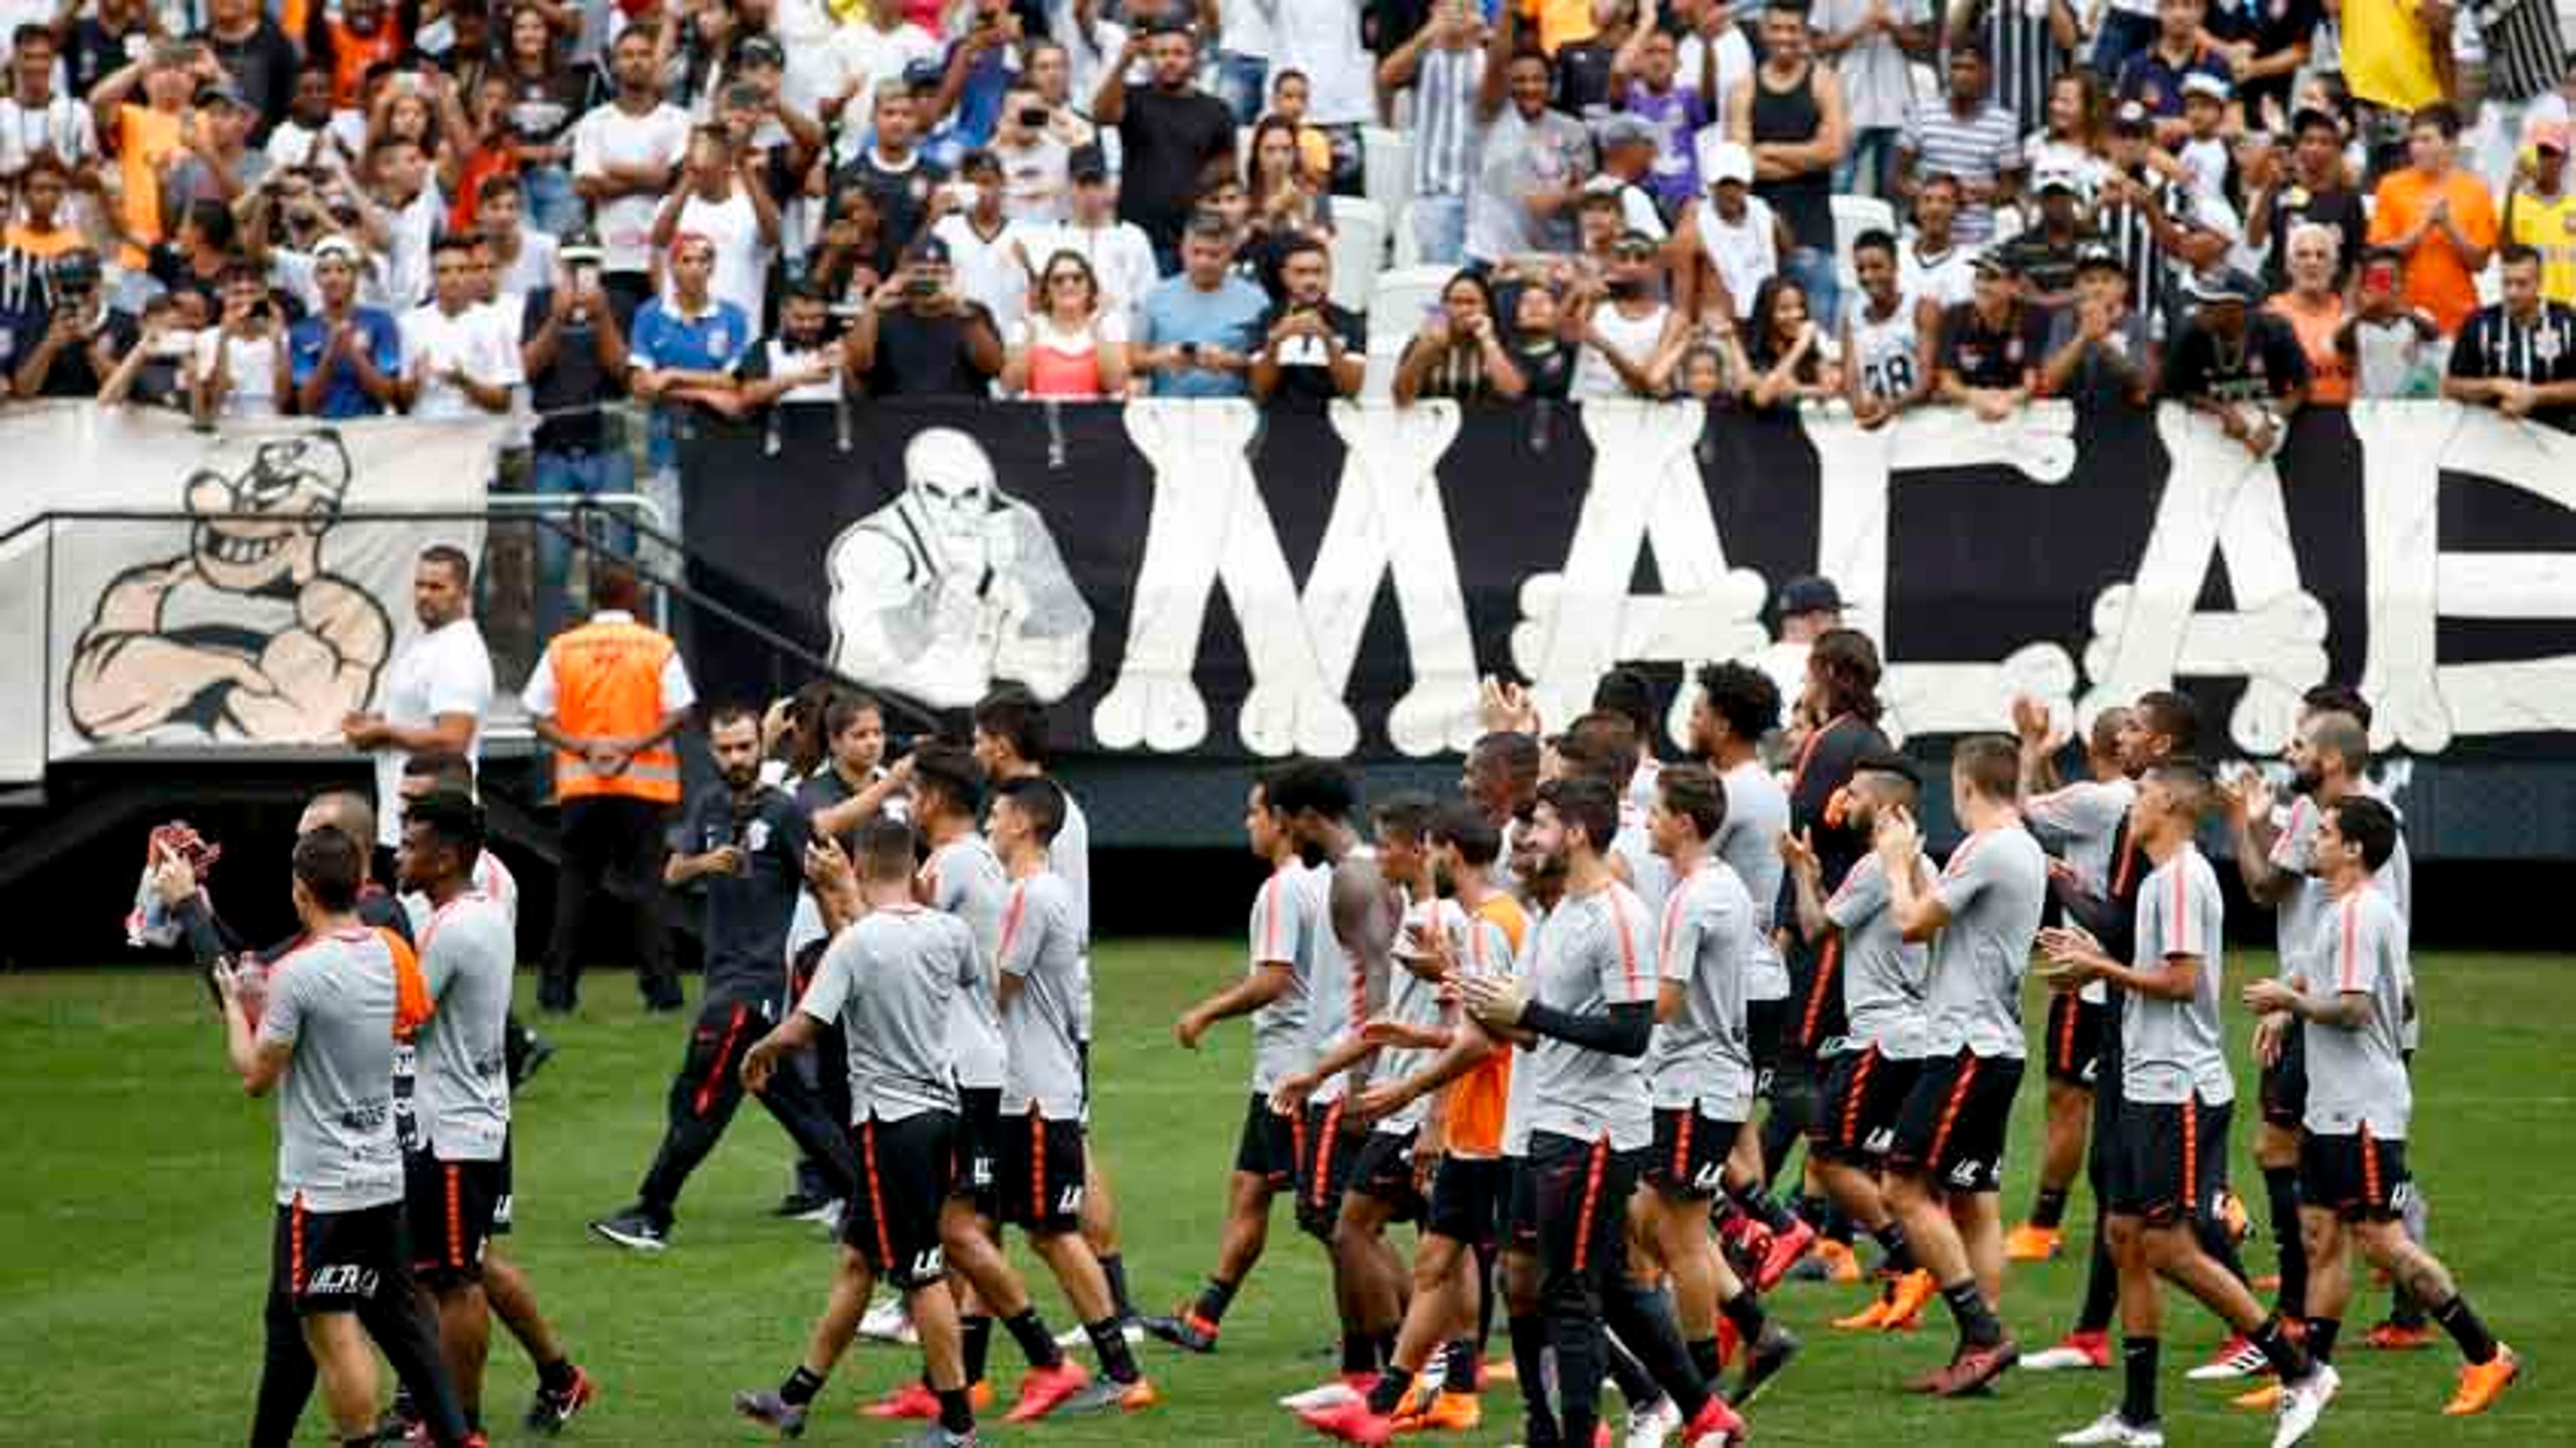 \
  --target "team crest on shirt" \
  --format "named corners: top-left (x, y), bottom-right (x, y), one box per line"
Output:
top-left (745, 819), bottom-right (773, 854)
